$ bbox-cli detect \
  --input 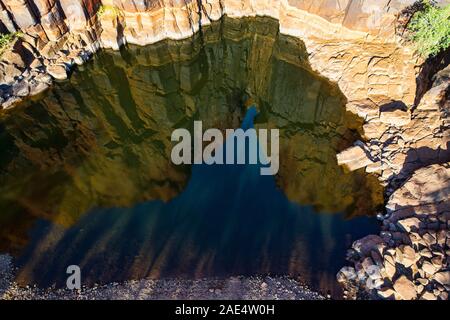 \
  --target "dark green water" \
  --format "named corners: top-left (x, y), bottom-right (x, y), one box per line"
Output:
top-left (0, 17), bottom-right (383, 297)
